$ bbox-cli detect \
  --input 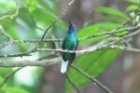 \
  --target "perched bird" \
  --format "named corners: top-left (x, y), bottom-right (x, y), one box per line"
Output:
top-left (61, 22), bottom-right (78, 73)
